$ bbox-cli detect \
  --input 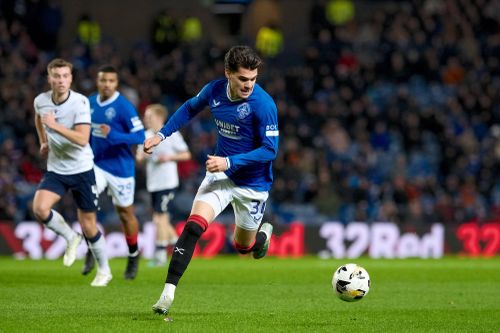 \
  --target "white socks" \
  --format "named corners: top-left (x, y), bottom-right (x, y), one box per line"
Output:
top-left (162, 283), bottom-right (176, 300)
top-left (45, 210), bottom-right (77, 242)
top-left (88, 236), bottom-right (111, 274)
